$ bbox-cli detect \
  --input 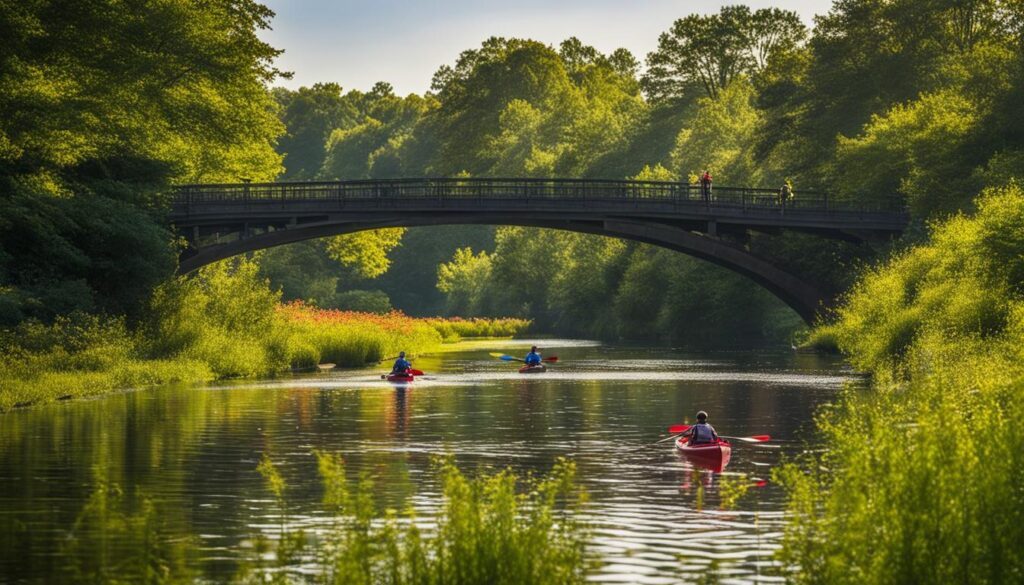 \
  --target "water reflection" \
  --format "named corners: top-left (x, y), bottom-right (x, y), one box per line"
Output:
top-left (0, 342), bottom-right (852, 583)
